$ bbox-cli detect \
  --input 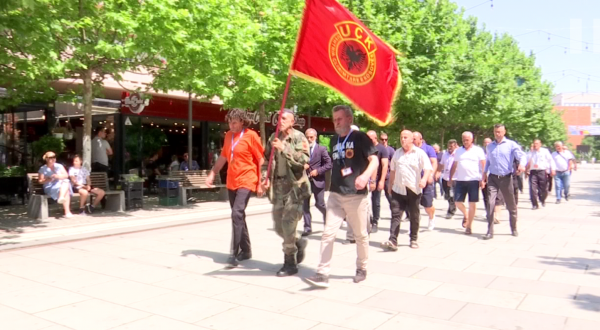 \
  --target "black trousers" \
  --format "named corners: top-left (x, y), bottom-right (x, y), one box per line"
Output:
top-left (371, 189), bottom-right (382, 224)
top-left (302, 184), bottom-right (326, 231)
top-left (228, 188), bottom-right (252, 256)
top-left (529, 170), bottom-right (547, 207)
top-left (442, 179), bottom-right (456, 215)
top-left (486, 175), bottom-right (517, 234)
top-left (389, 190), bottom-right (421, 243)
